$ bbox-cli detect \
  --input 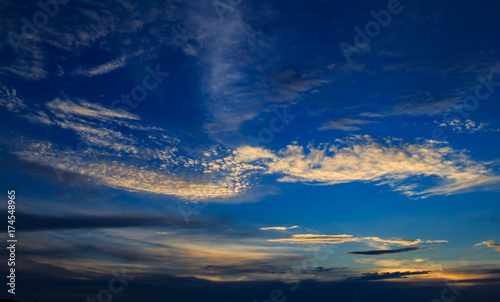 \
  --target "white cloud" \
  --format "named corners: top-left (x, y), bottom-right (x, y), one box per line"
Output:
top-left (234, 136), bottom-right (500, 198)
top-left (0, 0), bottom-right (188, 80)
top-left (437, 119), bottom-right (494, 133)
top-left (475, 240), bottom-right (500, 252)
top-left (268, 234), bottom-right (447, 246)
top-left (8, 94), bottom-right (500, 202)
